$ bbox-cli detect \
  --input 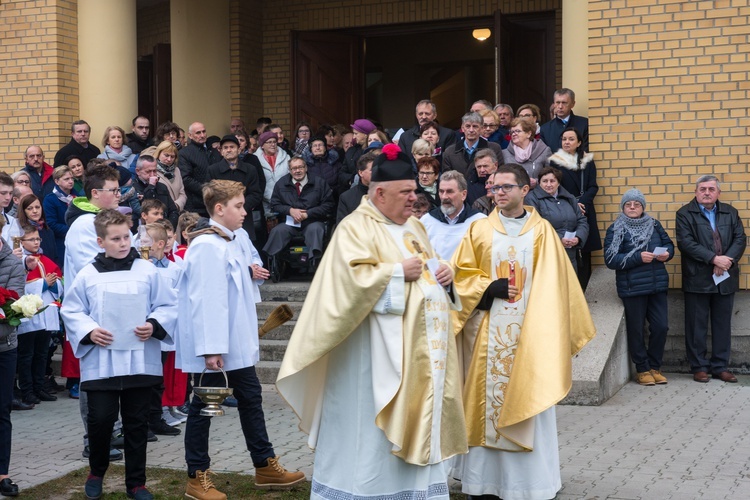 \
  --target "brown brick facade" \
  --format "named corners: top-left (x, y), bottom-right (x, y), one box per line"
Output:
top-left (589, 0), bottom-right (750, 288)
top-left (0, 0), bottom-right (79, 172)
